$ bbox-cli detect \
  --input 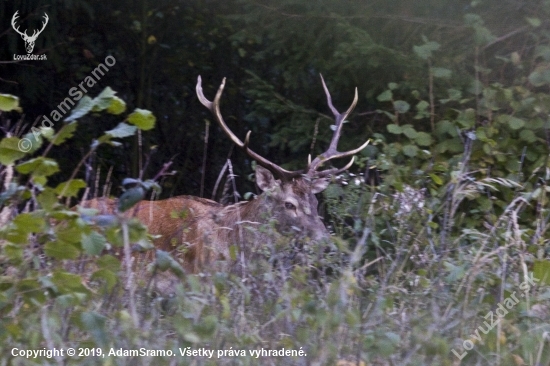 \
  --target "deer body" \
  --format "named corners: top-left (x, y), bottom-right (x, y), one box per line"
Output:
top-left (85, 195), bottom-right (221, 272)
top-left (85, 165), bottom-right (331, 272)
